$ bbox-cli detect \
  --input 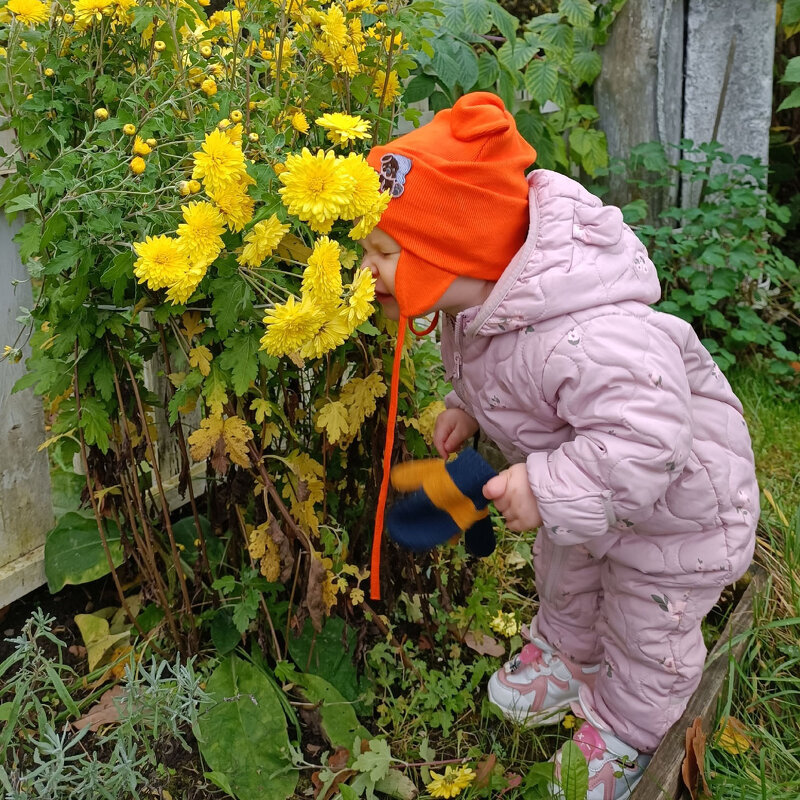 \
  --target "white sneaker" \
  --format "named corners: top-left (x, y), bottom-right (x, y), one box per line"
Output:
top-left (487, 620), bottom-right (600, 726)
top-left (551, 687), bottom-right (651, 800)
